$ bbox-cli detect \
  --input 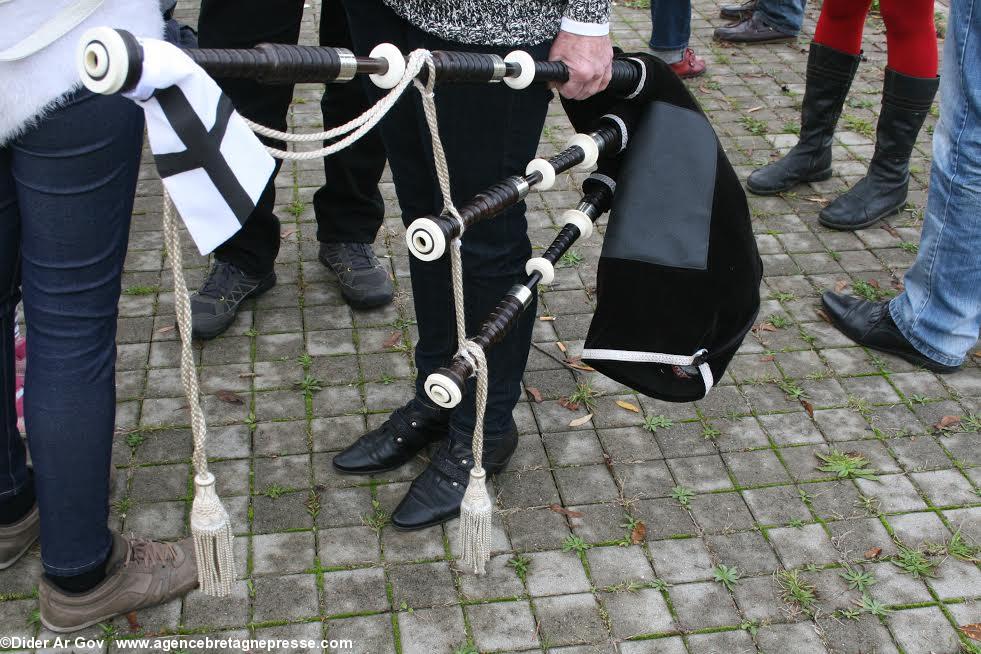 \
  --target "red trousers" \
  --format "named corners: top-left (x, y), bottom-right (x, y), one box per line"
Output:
top-left (813, 0), bottom-right (938, 77)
